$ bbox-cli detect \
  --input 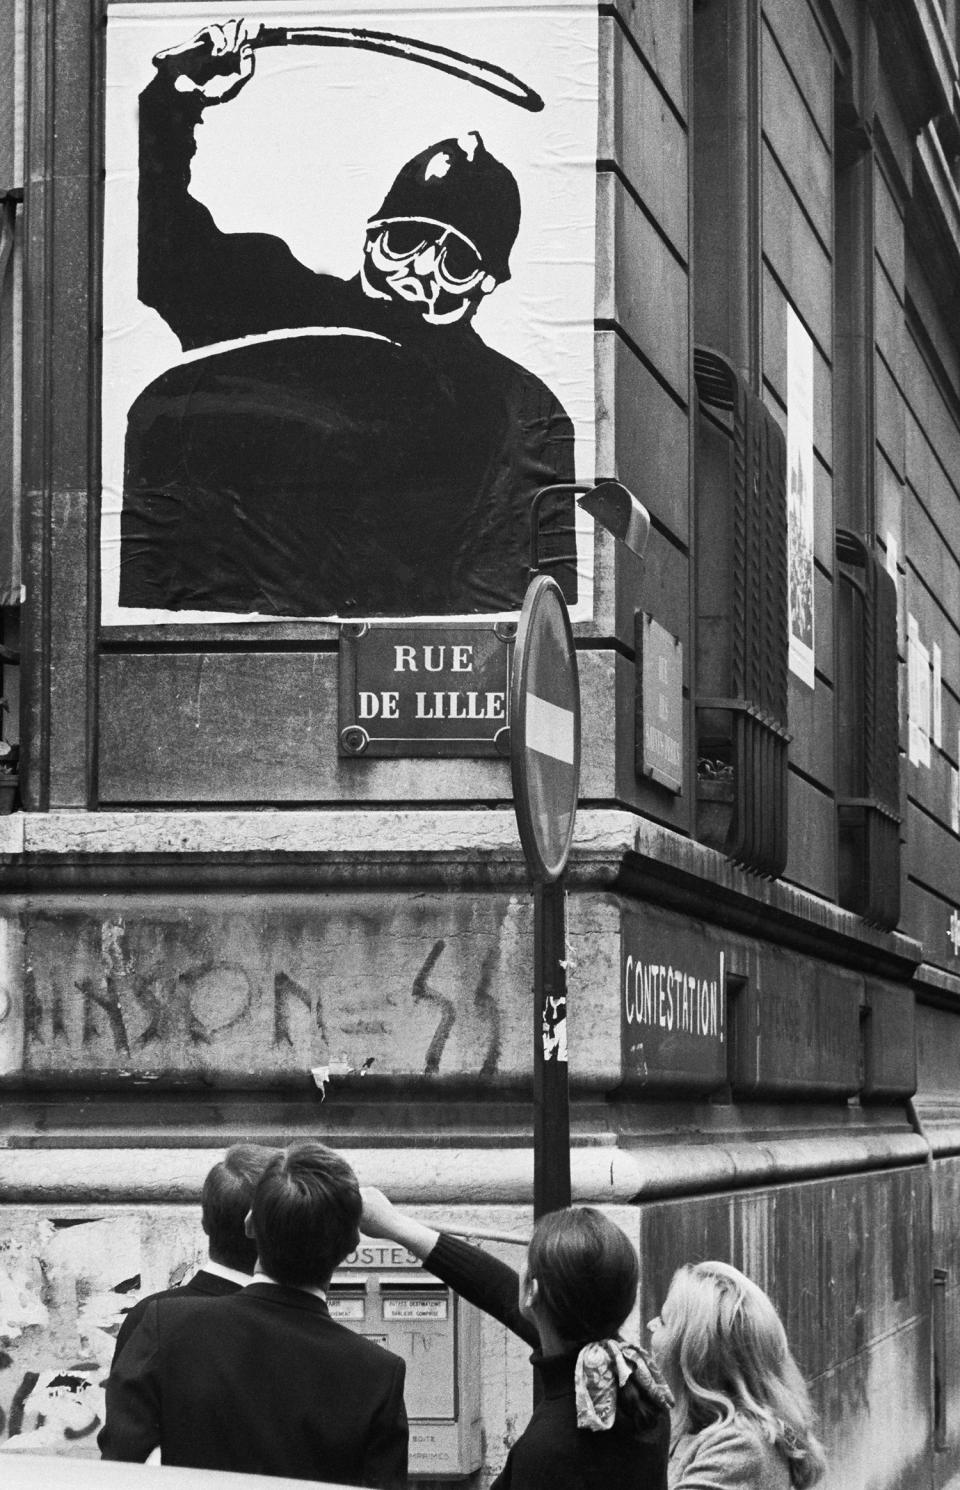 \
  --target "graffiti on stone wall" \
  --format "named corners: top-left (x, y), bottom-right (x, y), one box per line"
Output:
top-left (2, 896), bottom-right (521, 1080)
